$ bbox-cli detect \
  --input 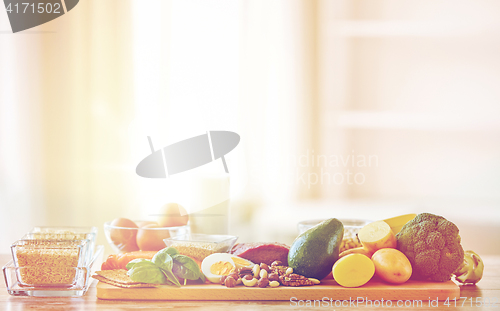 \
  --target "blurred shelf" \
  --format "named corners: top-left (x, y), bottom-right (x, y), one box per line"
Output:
top-left (325, 111), bottom-right (500, 131)
top-left (328, 20), bottom-right (500, 37)
top-left (251, 199), bottom-right (500, 254)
